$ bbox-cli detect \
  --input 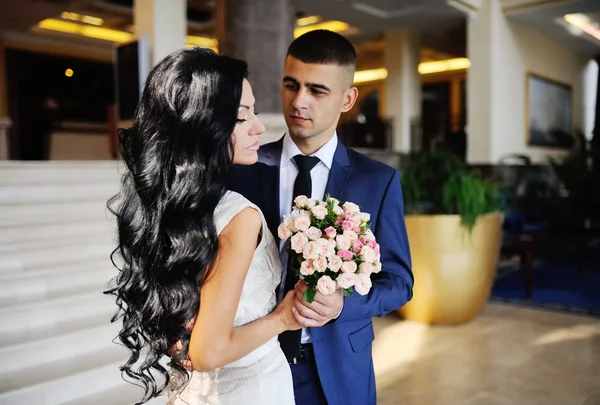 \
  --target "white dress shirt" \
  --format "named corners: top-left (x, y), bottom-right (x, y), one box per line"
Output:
top-left (278, 132), bottom-right (338, 344)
